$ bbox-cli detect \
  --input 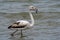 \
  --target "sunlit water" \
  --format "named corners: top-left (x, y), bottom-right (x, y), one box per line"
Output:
top-left (0, 0), bottom-right (60, 40)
